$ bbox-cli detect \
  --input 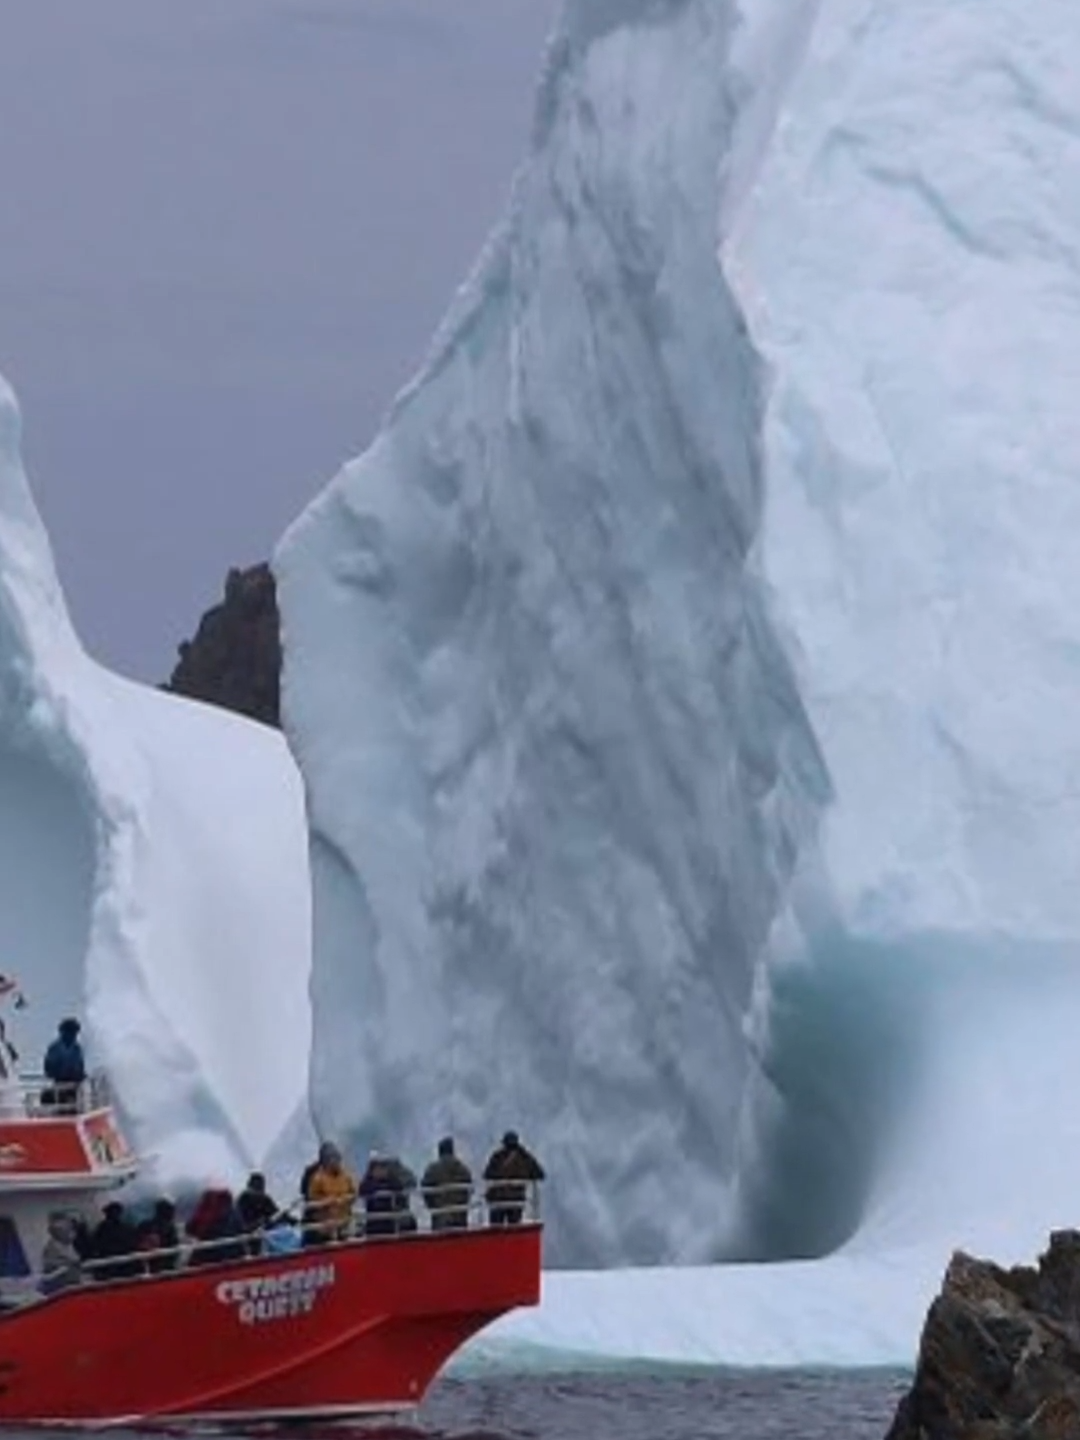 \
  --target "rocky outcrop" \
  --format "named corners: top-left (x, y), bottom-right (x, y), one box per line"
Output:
top-left (887, 1232), bottom-right (1080, 1440)
top-left (164, 564), bottom-right (280, 728)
